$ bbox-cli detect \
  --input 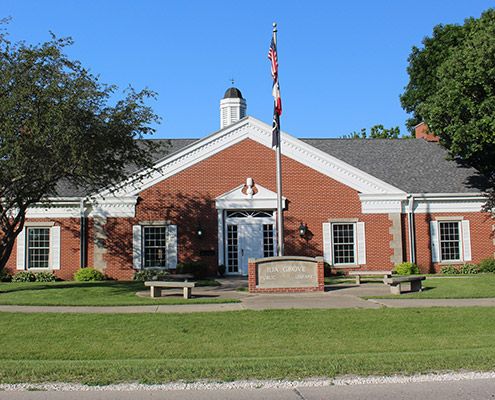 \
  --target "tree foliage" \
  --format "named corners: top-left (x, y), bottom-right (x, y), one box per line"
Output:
top-left (400, 9), bottom-right (495, 189)
top-left (343, 124), bottom-right (405, 139)
top-left (0, 29), bottom-right (162, 270)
